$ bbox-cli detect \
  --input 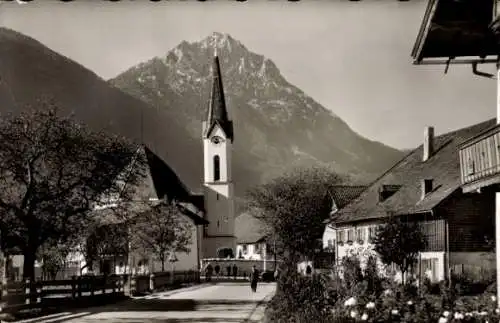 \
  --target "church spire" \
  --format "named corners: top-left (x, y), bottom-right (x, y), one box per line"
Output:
top-left (204, 33), bottom-right (233, 142)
